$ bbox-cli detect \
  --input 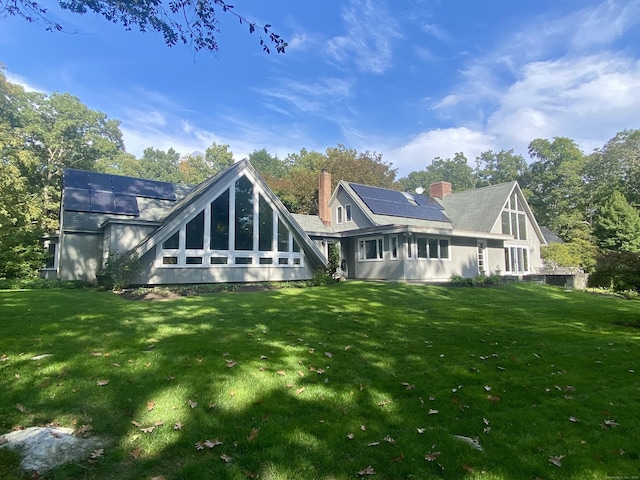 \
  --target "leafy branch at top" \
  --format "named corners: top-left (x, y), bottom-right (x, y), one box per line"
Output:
top-left (0, 0), bottom-right (287, 54)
